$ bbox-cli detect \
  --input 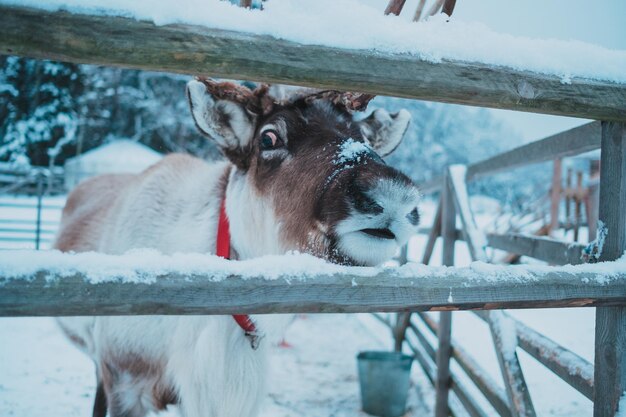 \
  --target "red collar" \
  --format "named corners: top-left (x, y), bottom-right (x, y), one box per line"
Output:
top-left (217, 197), bottom-right (260, 349)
